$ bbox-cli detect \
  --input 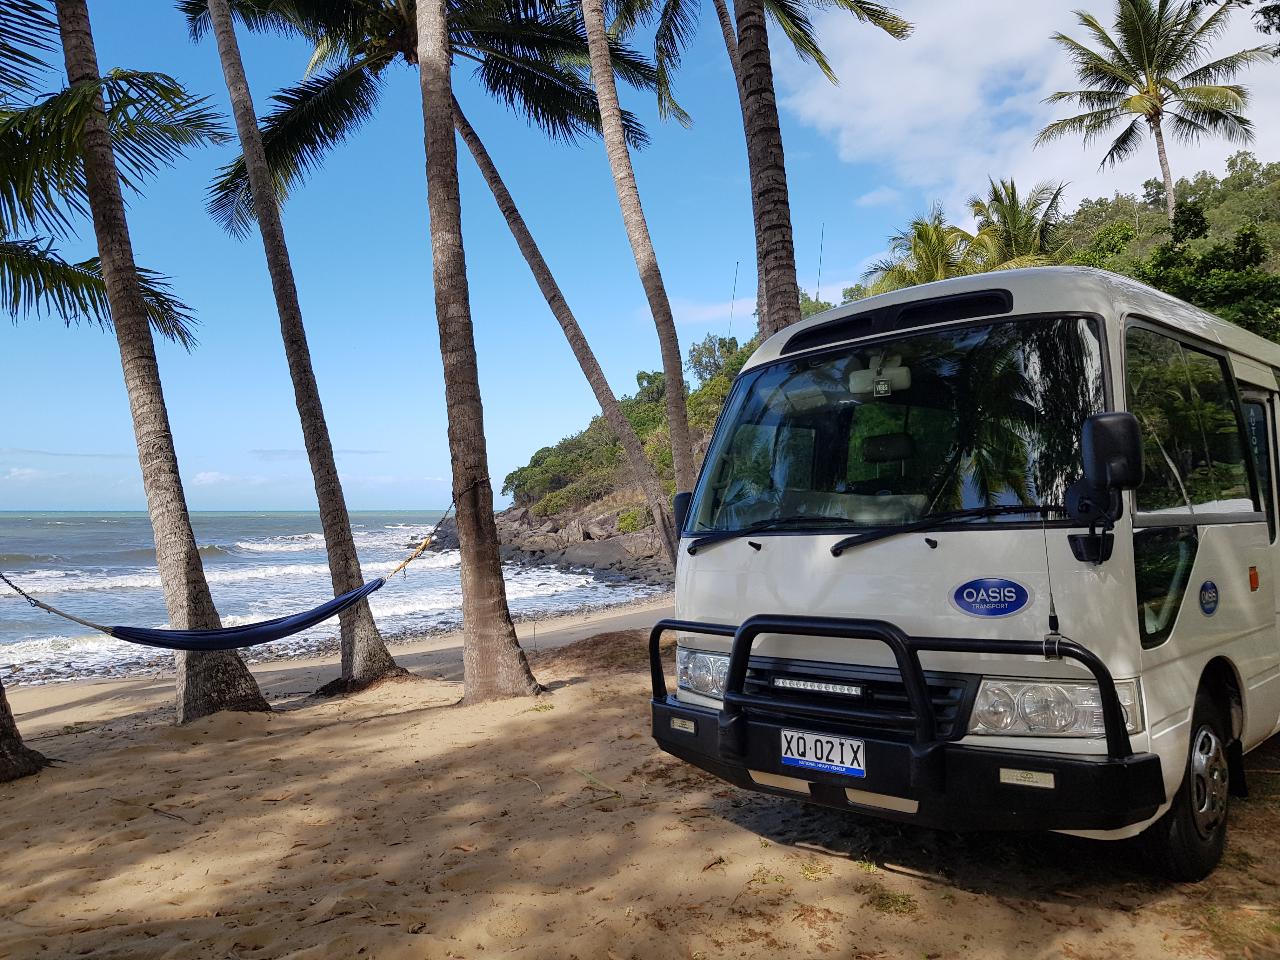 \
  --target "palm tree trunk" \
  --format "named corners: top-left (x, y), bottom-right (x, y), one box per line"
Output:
top-left (733, 0), bottom-right (802, 340)
top-left (580, 0), bottom-right (696, 494)
top-left (55, 0), bottom-right (268, 723)
top-left (415, 0), bottom-right (540, 702)
top-left (0, 680), bottom-right (46, 782)
top-left (1150, 115), bottom-right (1177, 225)
top-left (710, 0), bottom-right (769, 334)
top-left (204, 0), bottom-right (402, 690)
top-left (453, 101), bottom-right (678, 562)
